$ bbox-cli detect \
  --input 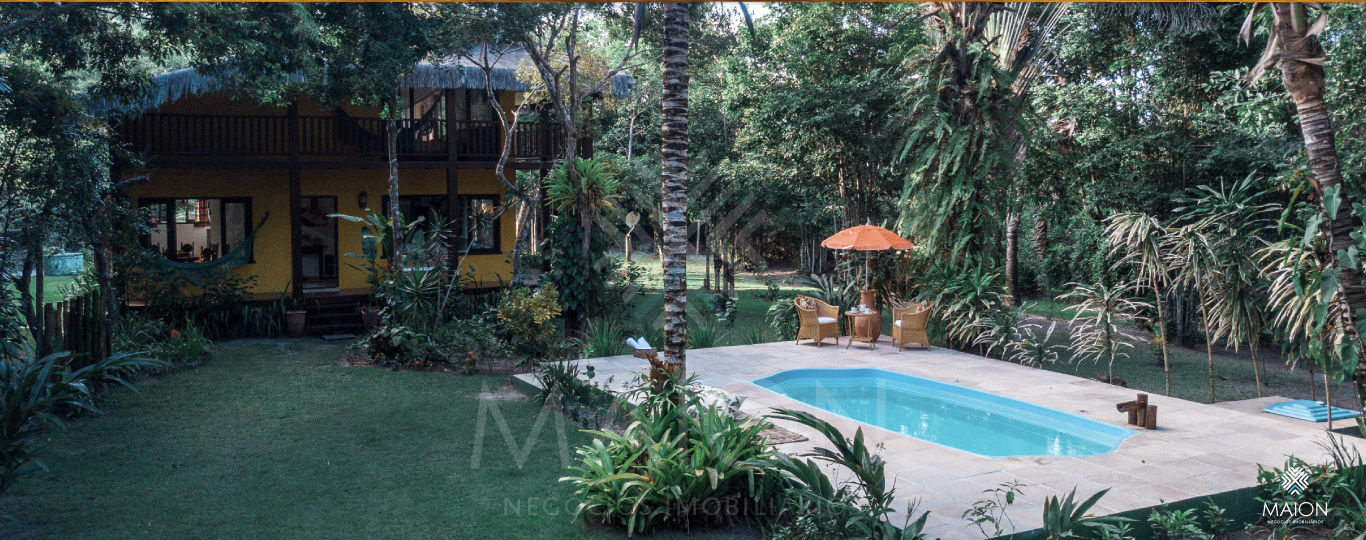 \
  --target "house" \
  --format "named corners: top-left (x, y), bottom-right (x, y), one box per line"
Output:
top-left (110, 54), bottom-right (629, 312)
